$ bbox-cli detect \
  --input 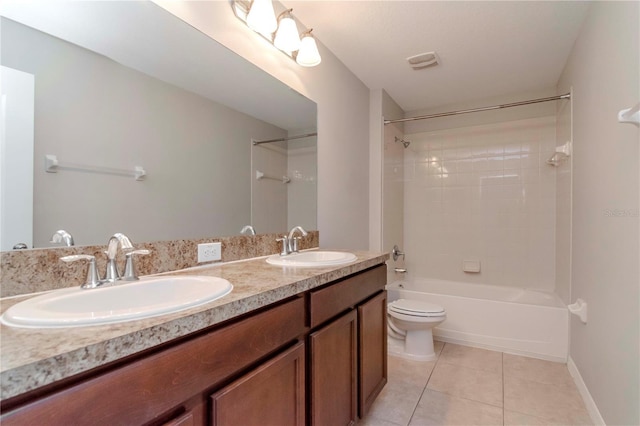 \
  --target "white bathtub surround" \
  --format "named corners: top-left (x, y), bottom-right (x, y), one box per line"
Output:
top-left (387, 278), bottom-right (568, 362)
top-left (404, 115), bottom-right (558, 292)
